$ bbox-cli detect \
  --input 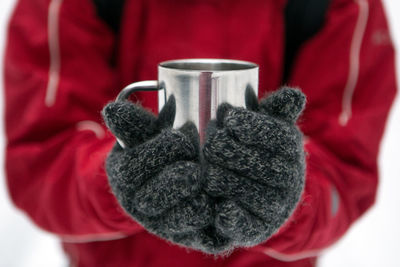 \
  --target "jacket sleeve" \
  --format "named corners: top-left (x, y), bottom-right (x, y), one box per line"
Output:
top-left (4, 0), bottom-right (143, 242)
top-left (253, 0), bottom-right (397, 260)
